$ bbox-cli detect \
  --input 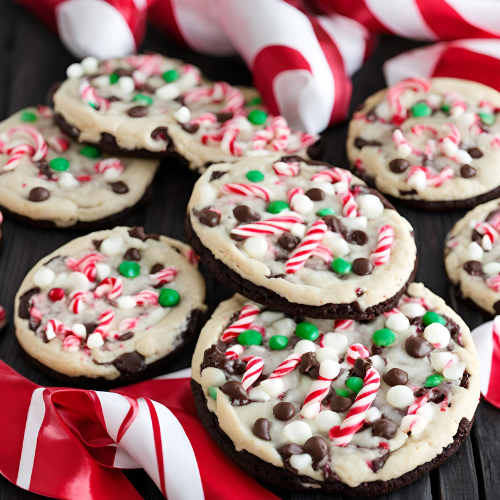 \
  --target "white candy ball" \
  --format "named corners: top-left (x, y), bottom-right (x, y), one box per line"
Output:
top-left (357, 194), bottom-right (384, 218)
top-left (33, 267), bottom-right (55, 289)
top-left (268, 317), bottom-right (296, 337)
top-left (375, 100), bottom-right (392, 120)
top-left (100, 236), bottom-right (124, 256)
top-left (300, 402), bottom-right (320, 419)
top-left (282, 421), bottom-right (312, 445)
top-left (248, 386), bottom-right (270, 402)
top-left (292, 194), bottom-right (314, 214)
top-left (66, 63), bottom-right (84, 79)
top-left (53, 272), bottom-right (69, 288)
top-left (259, 378), bottom-right (284, 398)
top-left (482, 235), bottom-right (493, 251)
top-left (87, 332), bottom-right (104, 349)
top-left (293, 339), bottom-right (317, 354)
top-left (423, 323), bottom-right (451, 349)
top-left (323, 233), bottom-right (349, 257)
top-left (443, 360), bottom-right (466, 380)
top-left (201, 367), bottom-right (226, 387)
top-left (174, 106), bottom-right (191, 123)
top-left (364, 407), bottom-right (382, 423)
top-left (416, 402), bottom-right (436, 422)
top-left (400, 414), bottom-right (426, 436)
top-left (407, 170), bottom-right (427, 191)
top-left (95, 263), bottom-right (111, 282)
top-left (467, 241), bottom-right (483, 261)
top-left (483, 262), bottom-right (500, 275)
top-left (319, 359), bottom-right (340, 379)
top-left (314, 181), bottom-right (335, 195)
top-left (397, 143), bottom-right (412, 158)
top-left (316, 347), bottom-right (339, 363)
top-left (289, 453), bottom-right (313, 472)
top-left (322, 333), bottom-right (348, 354)
top-left (45, 329), bottom-right (56, 341)
top-left (431, 351), bottom-right (454, 373)
top-left (81, 56), bottom-right (99, 74)
top-left (67, 272), bottom-right (90, 292)
top-left (369, 354), bottom-right (386, 373)
top-left (441, 137), bottom-right (458, 157)
top-left (119, 76), bottom-right (135, 94)
top-left (58, 172), bottom-right (79, 188)
top-left (290, 223), bottom-right (306, 239)
top-left (315, 410), bottom-right (341, 432)
top-left (258, 311), bottom-right (285, 326)
top-left (385, 313), bottom-right (410, 333)
top-left (386, 385), bottom-right (414, 408)
top-left (72, 324), bottom-right (87, 339)
top-left (398, 303), bottom-right (427, 318)
top-left (104, 168), bottom-right (122, 181)
top-left (155, 83), bottom-right (180, 101)
top-left (333, 181), bottom-right (348, 194)
top-left (116, 296), bottom-right (137, 309)
top-left (243, 236), bottom-right (268, 259)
